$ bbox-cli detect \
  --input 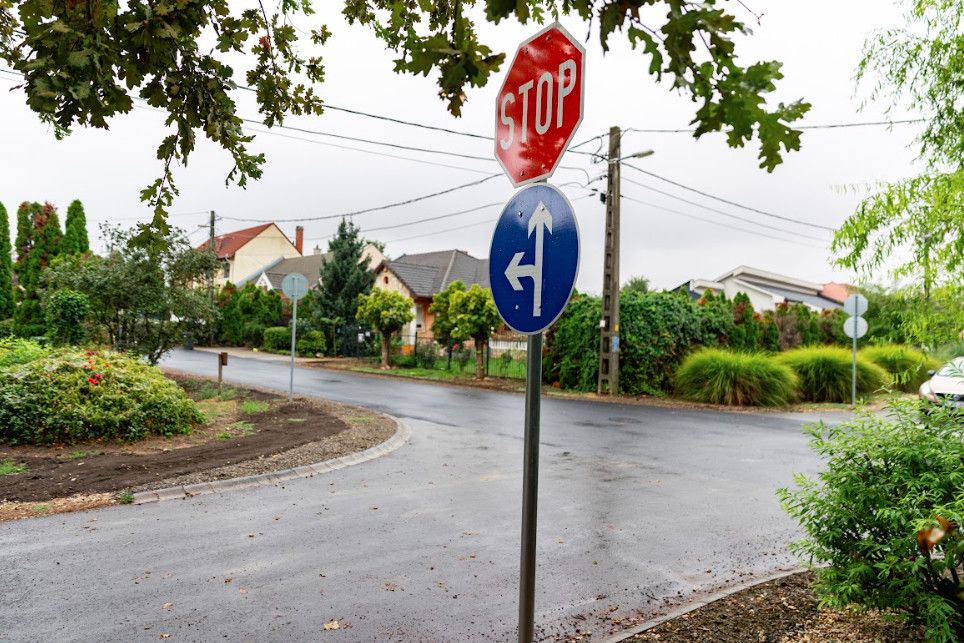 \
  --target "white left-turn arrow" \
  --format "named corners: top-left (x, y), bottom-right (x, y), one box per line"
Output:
top-left (504, 201), bottom-right (553, 317)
